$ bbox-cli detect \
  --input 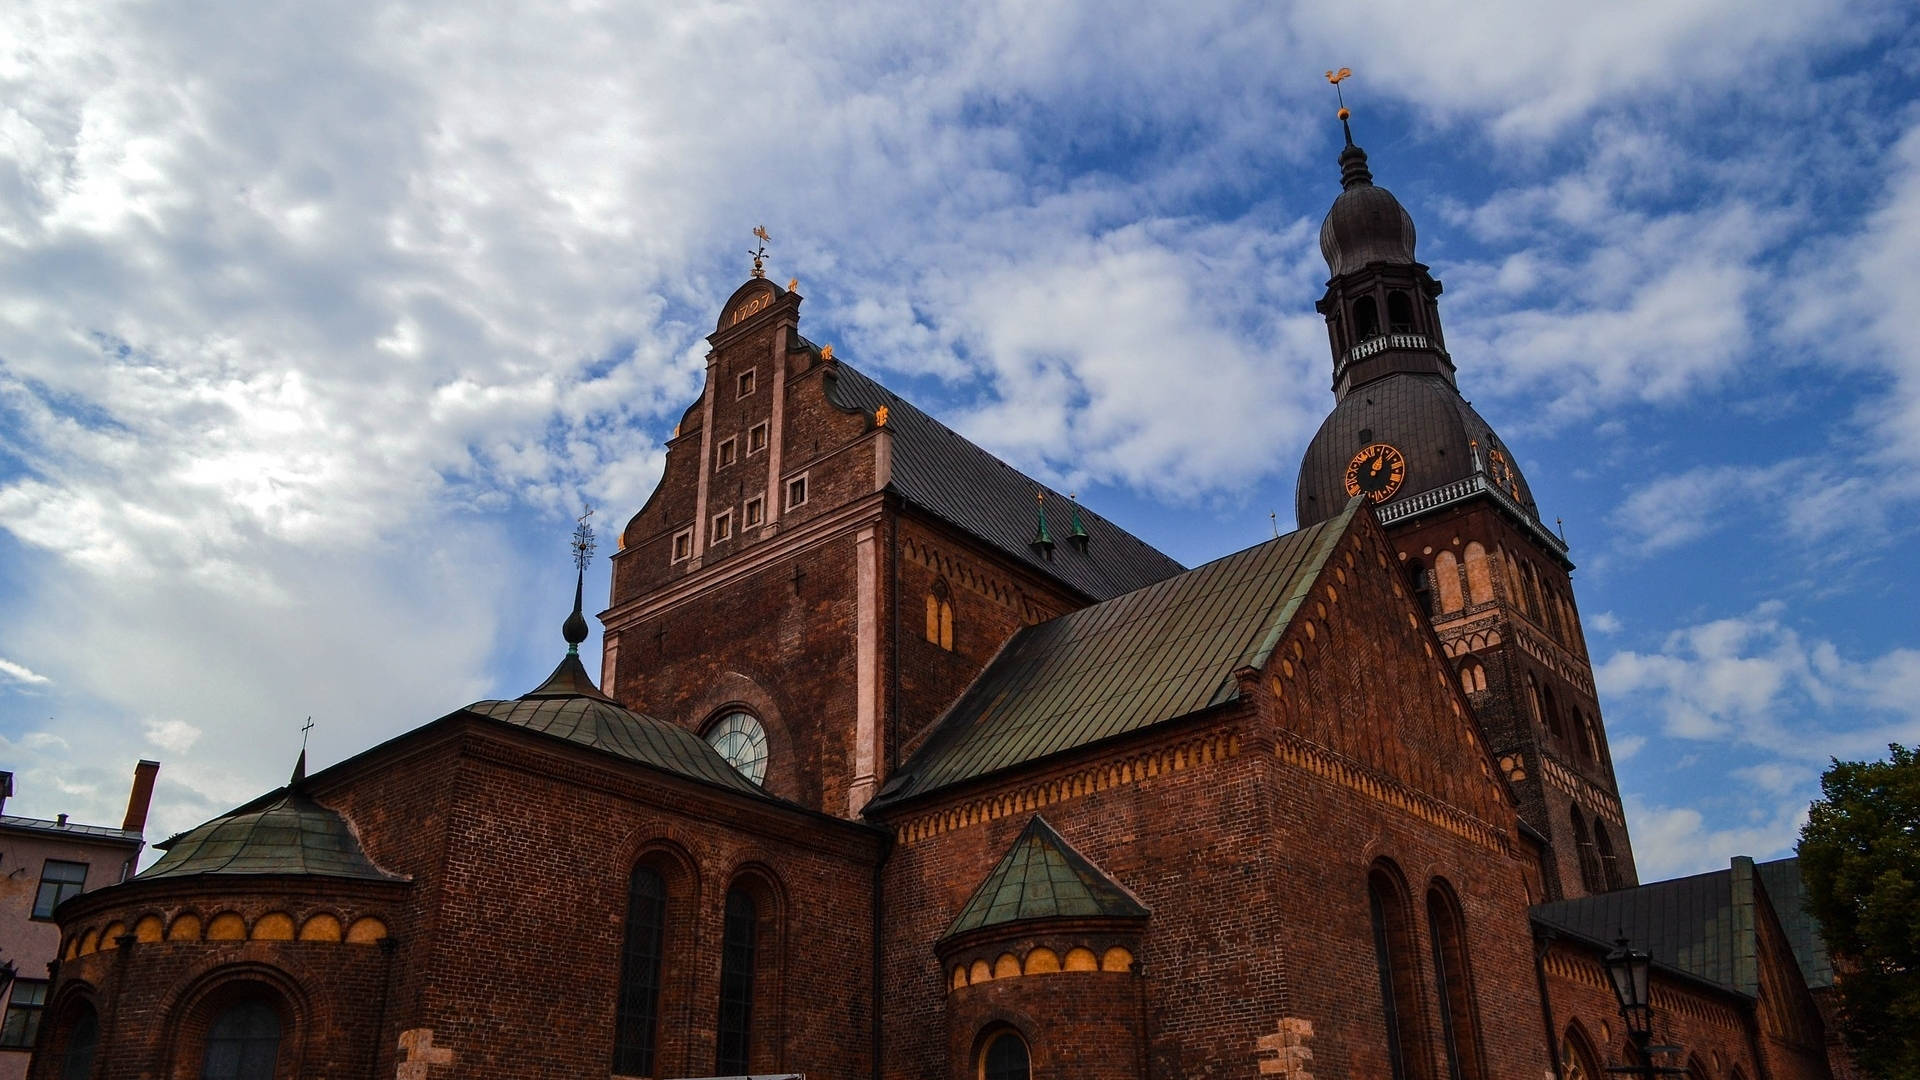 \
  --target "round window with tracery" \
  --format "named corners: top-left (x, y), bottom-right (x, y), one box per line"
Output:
top-left (705, 711), bottom-right (768, 785)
